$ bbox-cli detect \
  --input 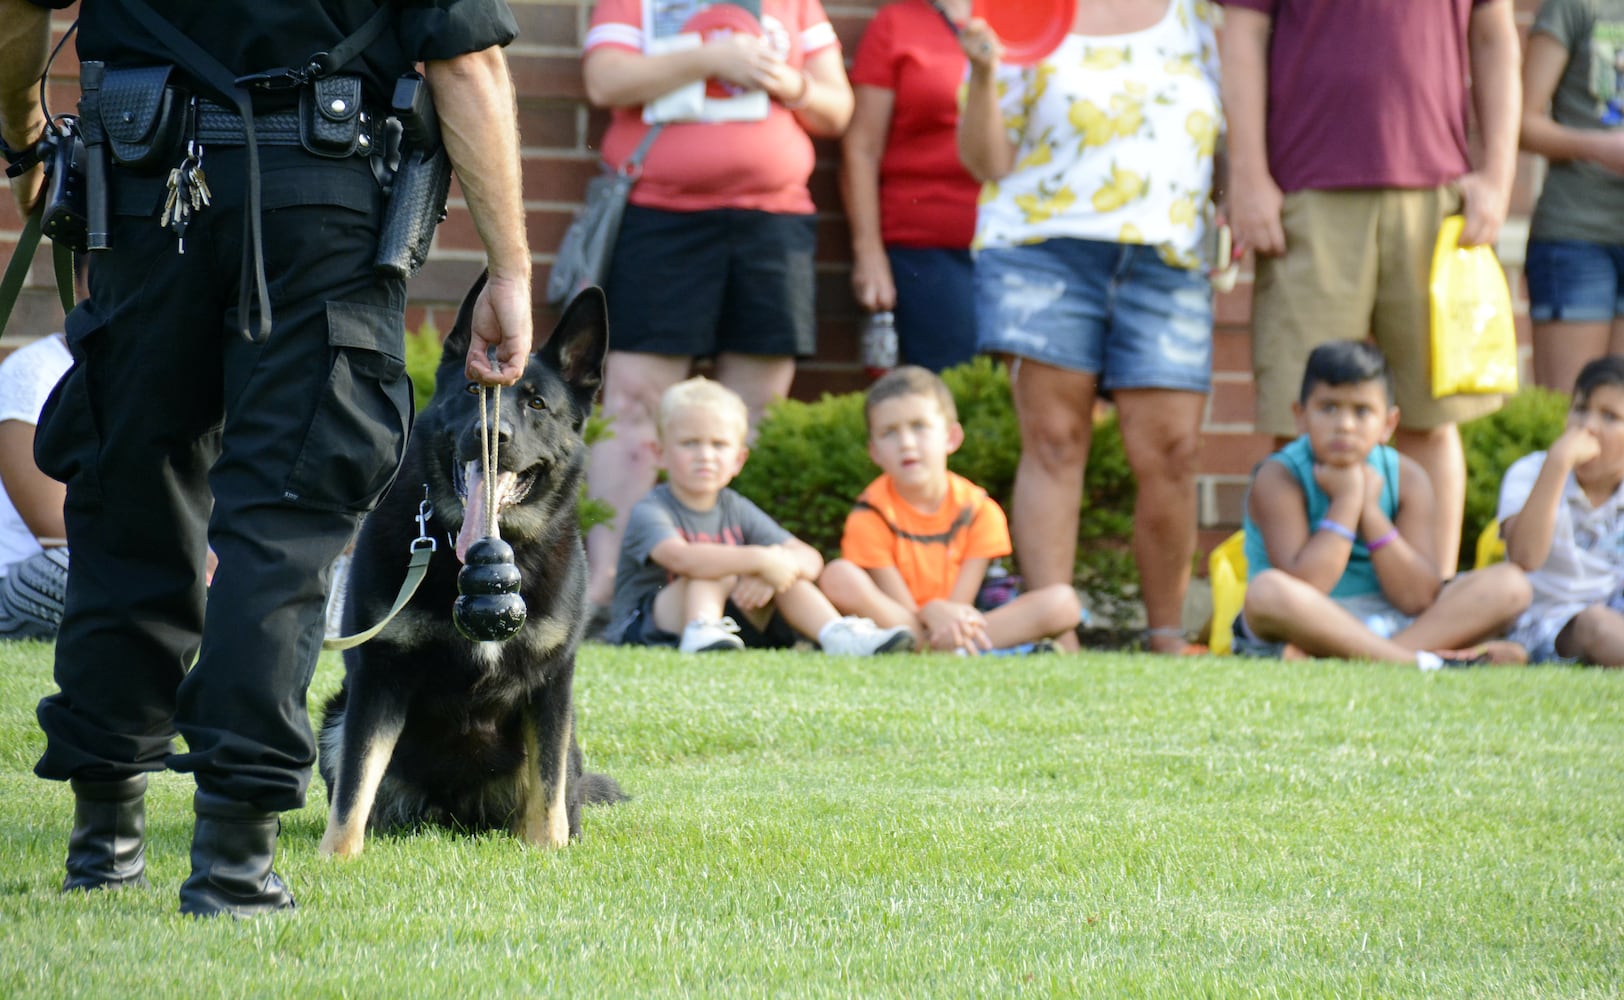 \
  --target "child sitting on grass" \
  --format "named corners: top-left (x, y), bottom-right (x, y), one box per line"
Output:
top-left (1498, 355), bottom-right (1624, 666)
top-left (819, 366), bottom-right (1082, 654)
top-left (1236, 341), bottom-right (1531, 669)
top-left (607, 377), bottom-right (915, 656)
